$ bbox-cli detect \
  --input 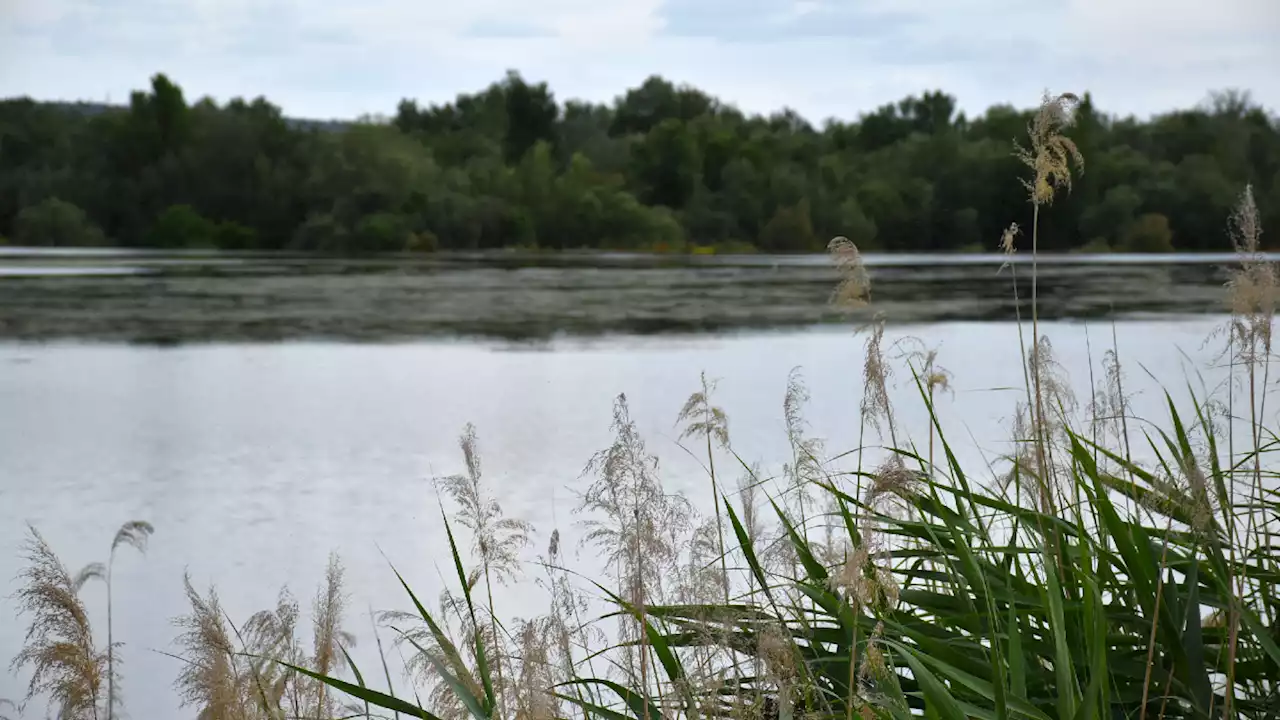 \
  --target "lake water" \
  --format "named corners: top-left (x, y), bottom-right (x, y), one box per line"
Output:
top-left (0, 251), bottom-right (1252, 719)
